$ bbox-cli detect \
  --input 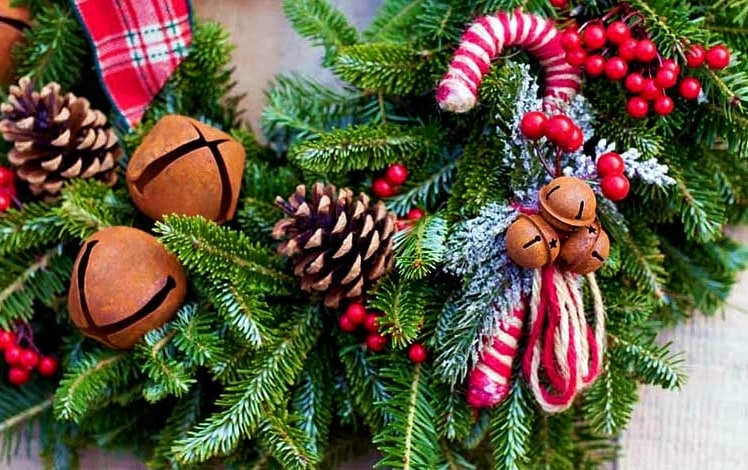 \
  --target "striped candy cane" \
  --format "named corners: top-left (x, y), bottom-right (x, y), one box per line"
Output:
top-left (436, 10), bottom-right (582, 113)
top-left (466, 306), bottom-right (526, 408)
